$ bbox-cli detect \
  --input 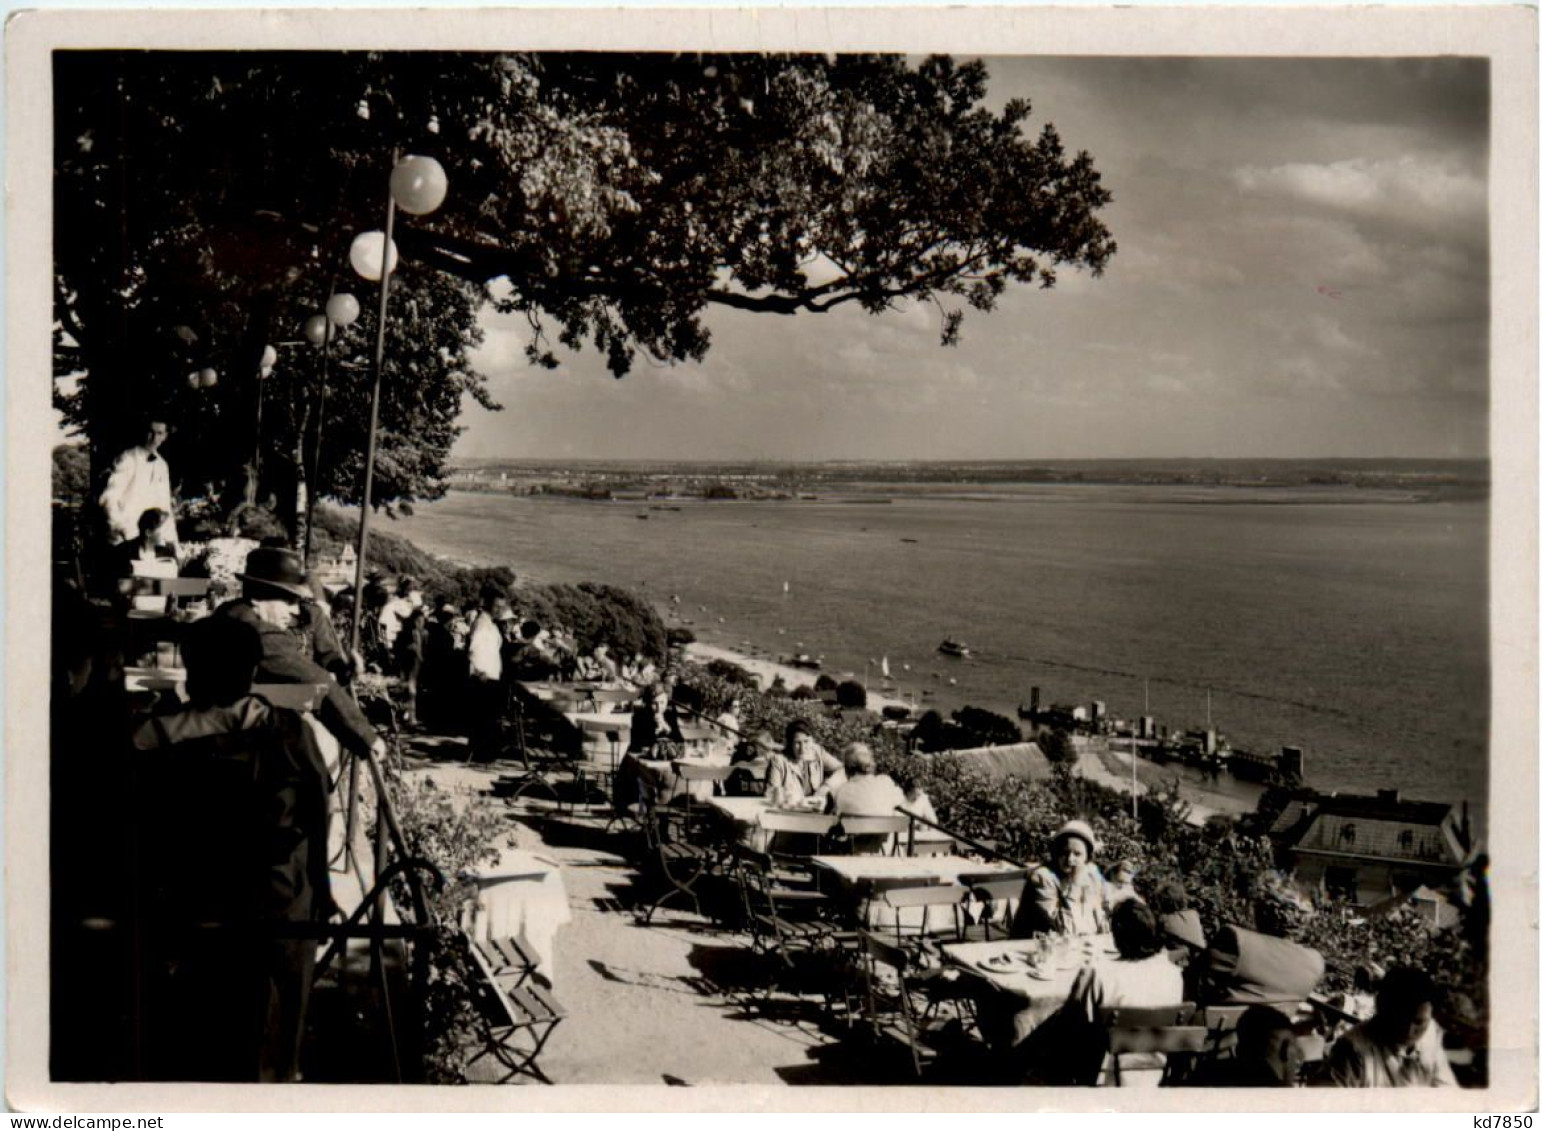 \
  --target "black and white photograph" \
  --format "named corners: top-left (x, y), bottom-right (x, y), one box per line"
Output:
top-left (7, 5), bottom-right (1536, 1115)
